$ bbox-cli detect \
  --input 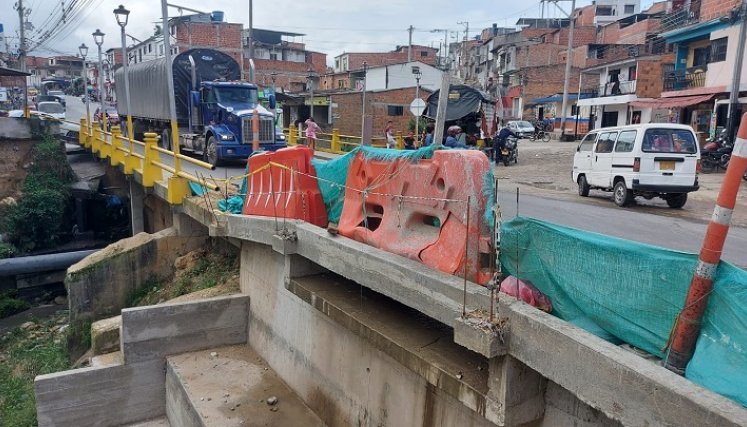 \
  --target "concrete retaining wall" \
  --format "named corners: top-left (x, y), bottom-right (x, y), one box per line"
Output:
top-left (242, 240), bottom-right (496, 427)
top-left (66, 218), bottom-right (208, 322)
top-left (121, 295), bottom-right (249, 364)
top-left (34, 294), bottom-right (249, 427)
